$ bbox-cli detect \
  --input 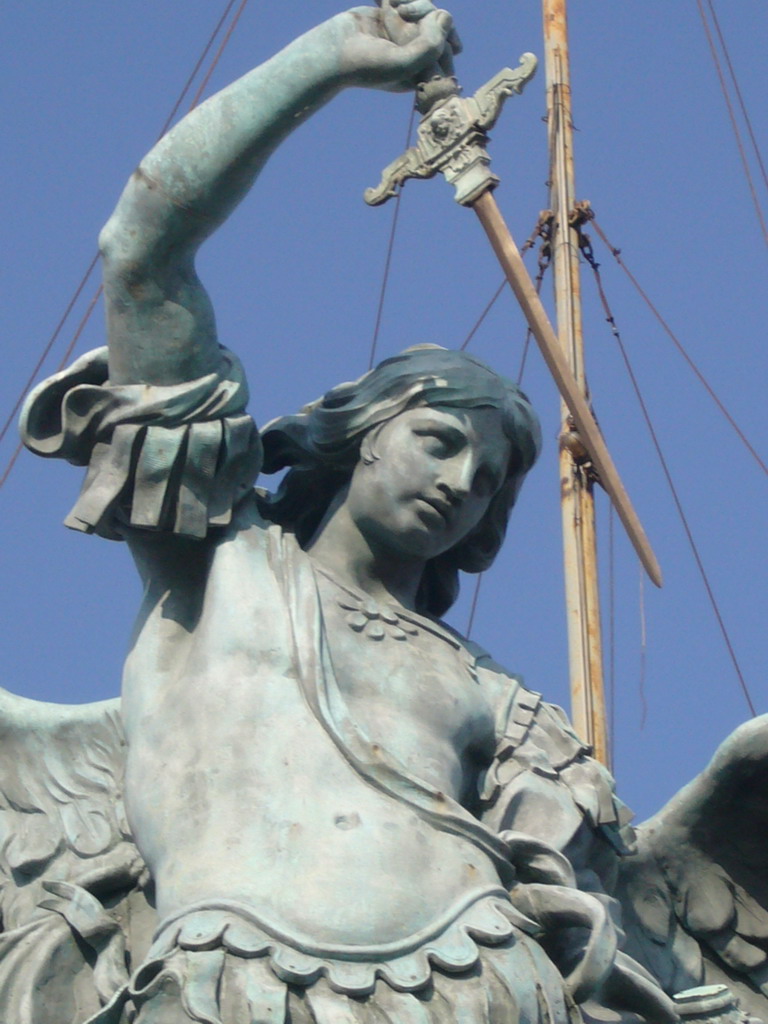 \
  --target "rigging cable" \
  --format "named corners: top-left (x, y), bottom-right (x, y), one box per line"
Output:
top-left (459, 211), bottom-right (552, 375)
top-left (694, 0), bottom-right (768, 251)
top-left (160, 0), bottom-right (243, 135)
top-left (0, 0), bottom-right (241, 464)
top-left (0, 0), bottom-right (250, 493)
top-left (368, 107), bottom-right (417, 371)
top-left (638, 565), bottom-right (648, 729)
top-left (0, 288), bottom-right (107, 494)
top-left (0, 253), bottom-right (100, 459)
top-left (459, 280), bottom-right (508, 354)
top-left (607, 503), bottom-right (616, 760)
top-left (577, 219), bottom-right (757, 716)
top-left (464, 573), bottom-right (483, 641)
top-left (705, 0), bottom-right (768, 198)
top-left (588, 214), bottom-right (768, 479)
top-left (4, 281), bottom-right (110, 480)
top-left (515, 213), bottom-right (553, 385)
top-left (187, 0), bottom-right (251, 112)
top-left (463, 219), bottom-right (550, 638)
